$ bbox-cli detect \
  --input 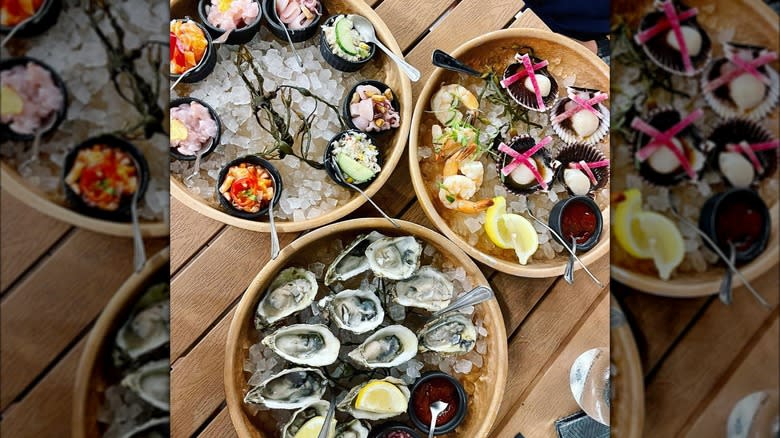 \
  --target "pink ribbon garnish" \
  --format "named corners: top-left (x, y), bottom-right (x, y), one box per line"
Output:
top-left (568, 159), bottom-right (610, 185)
top-left (552, 91), bottom-right (609, 124)
top-left (632, 109), bottom-right (704, 180)
top-left (500, 59), bottom-right (549, 88)
top-left (635, 7), bottom-right (698, 44)
top-left (702, 51), bottom-right (778, 92)
top-left (726, 140), bottom-right (780, 173)
top-left (522, 54), bottom-right (547, 110)
top-left (499, 136), bottom-right (553, 189)
top-left (634, 1), bottom-right (697, 74)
